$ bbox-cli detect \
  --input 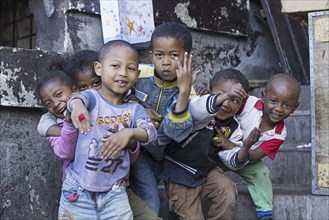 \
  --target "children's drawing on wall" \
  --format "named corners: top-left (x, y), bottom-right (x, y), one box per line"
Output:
top-left (100, 0), bottom-right (155, 44)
